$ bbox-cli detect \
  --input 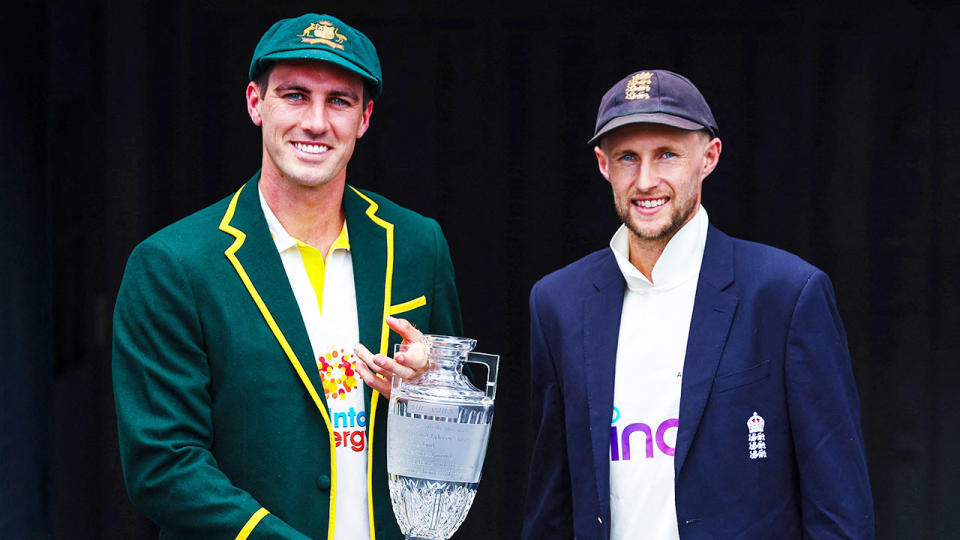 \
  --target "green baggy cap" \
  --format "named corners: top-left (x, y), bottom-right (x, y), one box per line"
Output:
top-left (249, 13), bottom-right (383, 99)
